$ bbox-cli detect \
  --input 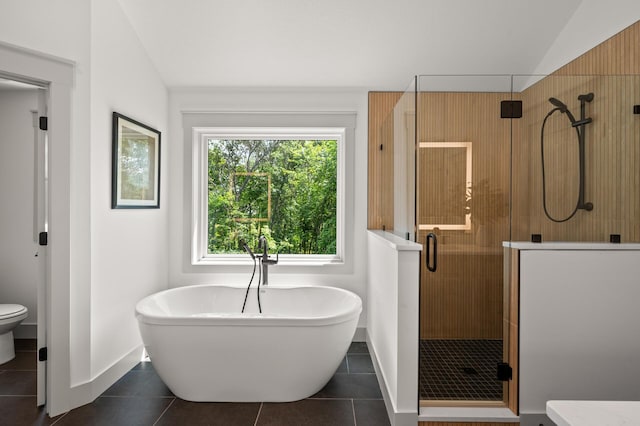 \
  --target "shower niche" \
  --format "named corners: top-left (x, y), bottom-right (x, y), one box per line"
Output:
top-left (368, 73), bottom-right (640, 412)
